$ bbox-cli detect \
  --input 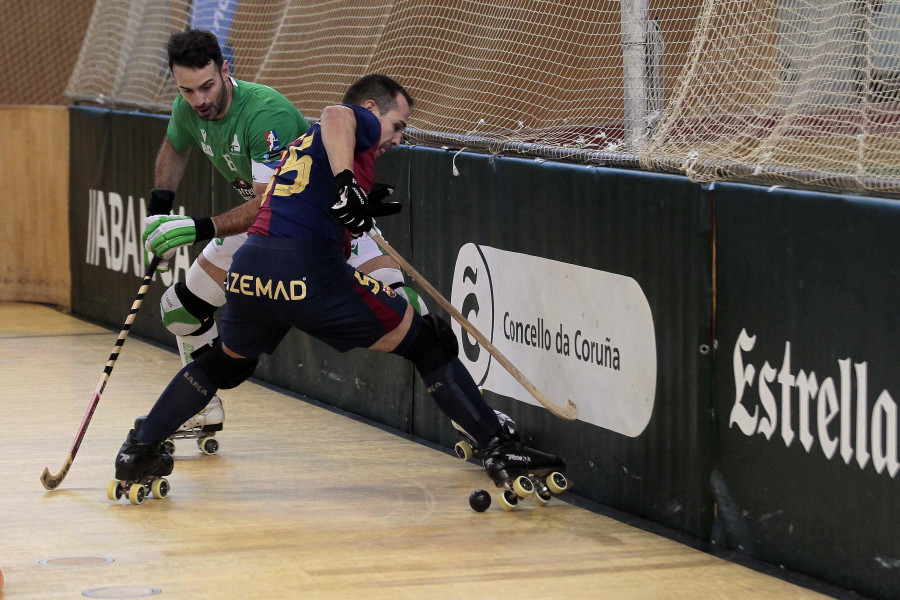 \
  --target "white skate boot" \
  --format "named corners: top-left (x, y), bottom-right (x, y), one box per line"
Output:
top-left (134, 396), bottom-right (224, 456)
top-left (176, 395), bottom-right (225, 433)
